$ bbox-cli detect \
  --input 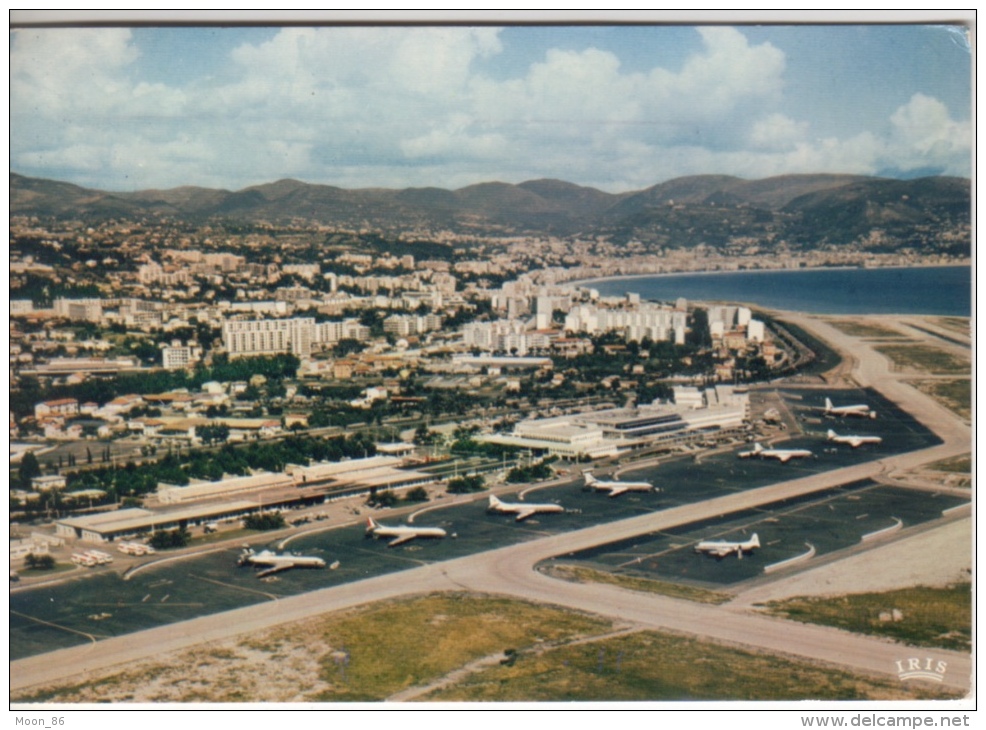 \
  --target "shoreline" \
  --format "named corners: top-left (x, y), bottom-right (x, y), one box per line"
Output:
top-left (561, 263), bottom-right (971, 317)
top-left (565, 261), bottom-right (971, 290)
